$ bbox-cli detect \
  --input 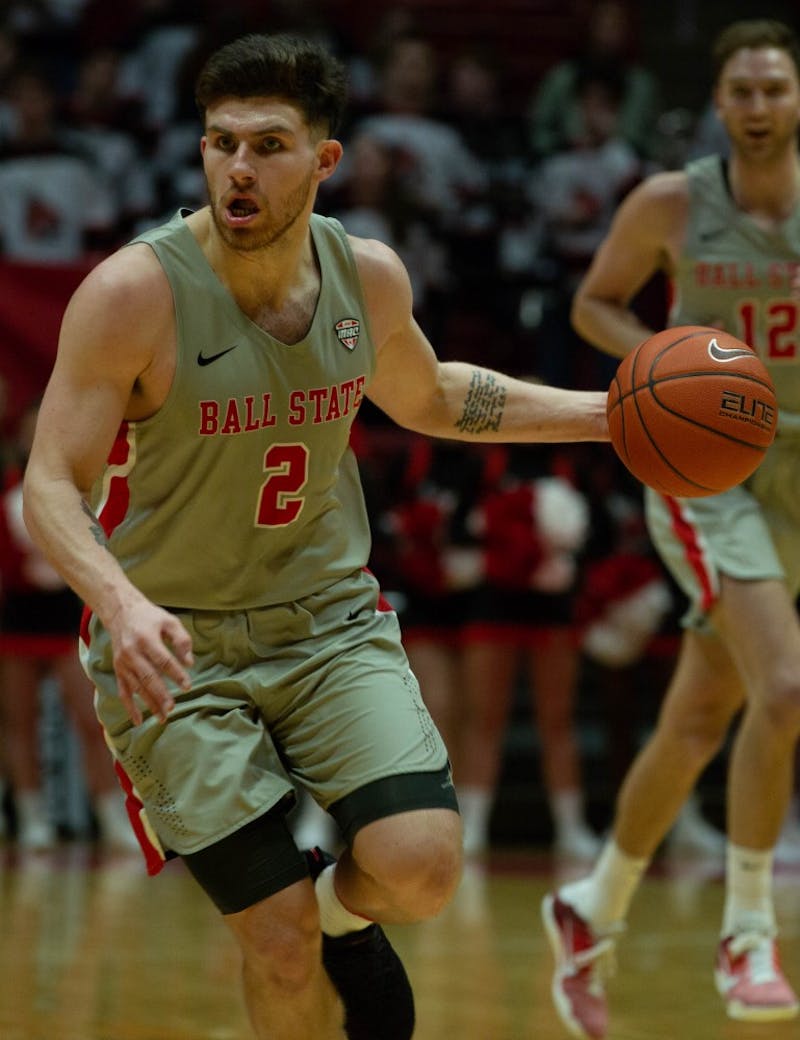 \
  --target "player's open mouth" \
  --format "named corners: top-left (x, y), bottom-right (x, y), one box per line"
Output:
top-left (226, 198), bottom-right (260, 223)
